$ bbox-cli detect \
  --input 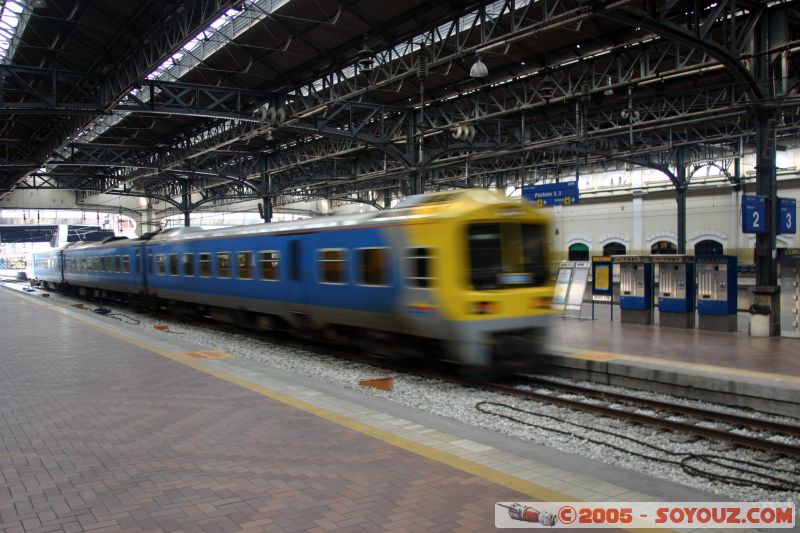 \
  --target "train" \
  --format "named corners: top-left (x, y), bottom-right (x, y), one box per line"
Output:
top-left (30, 189), bottom-right (555, 371)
